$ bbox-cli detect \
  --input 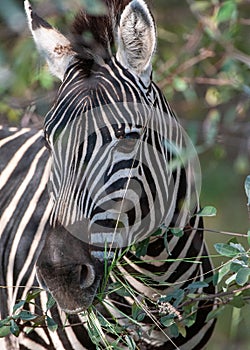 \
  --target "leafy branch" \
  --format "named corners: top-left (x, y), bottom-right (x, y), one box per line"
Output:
top-left (1, 213), bottom-right (249, 349)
